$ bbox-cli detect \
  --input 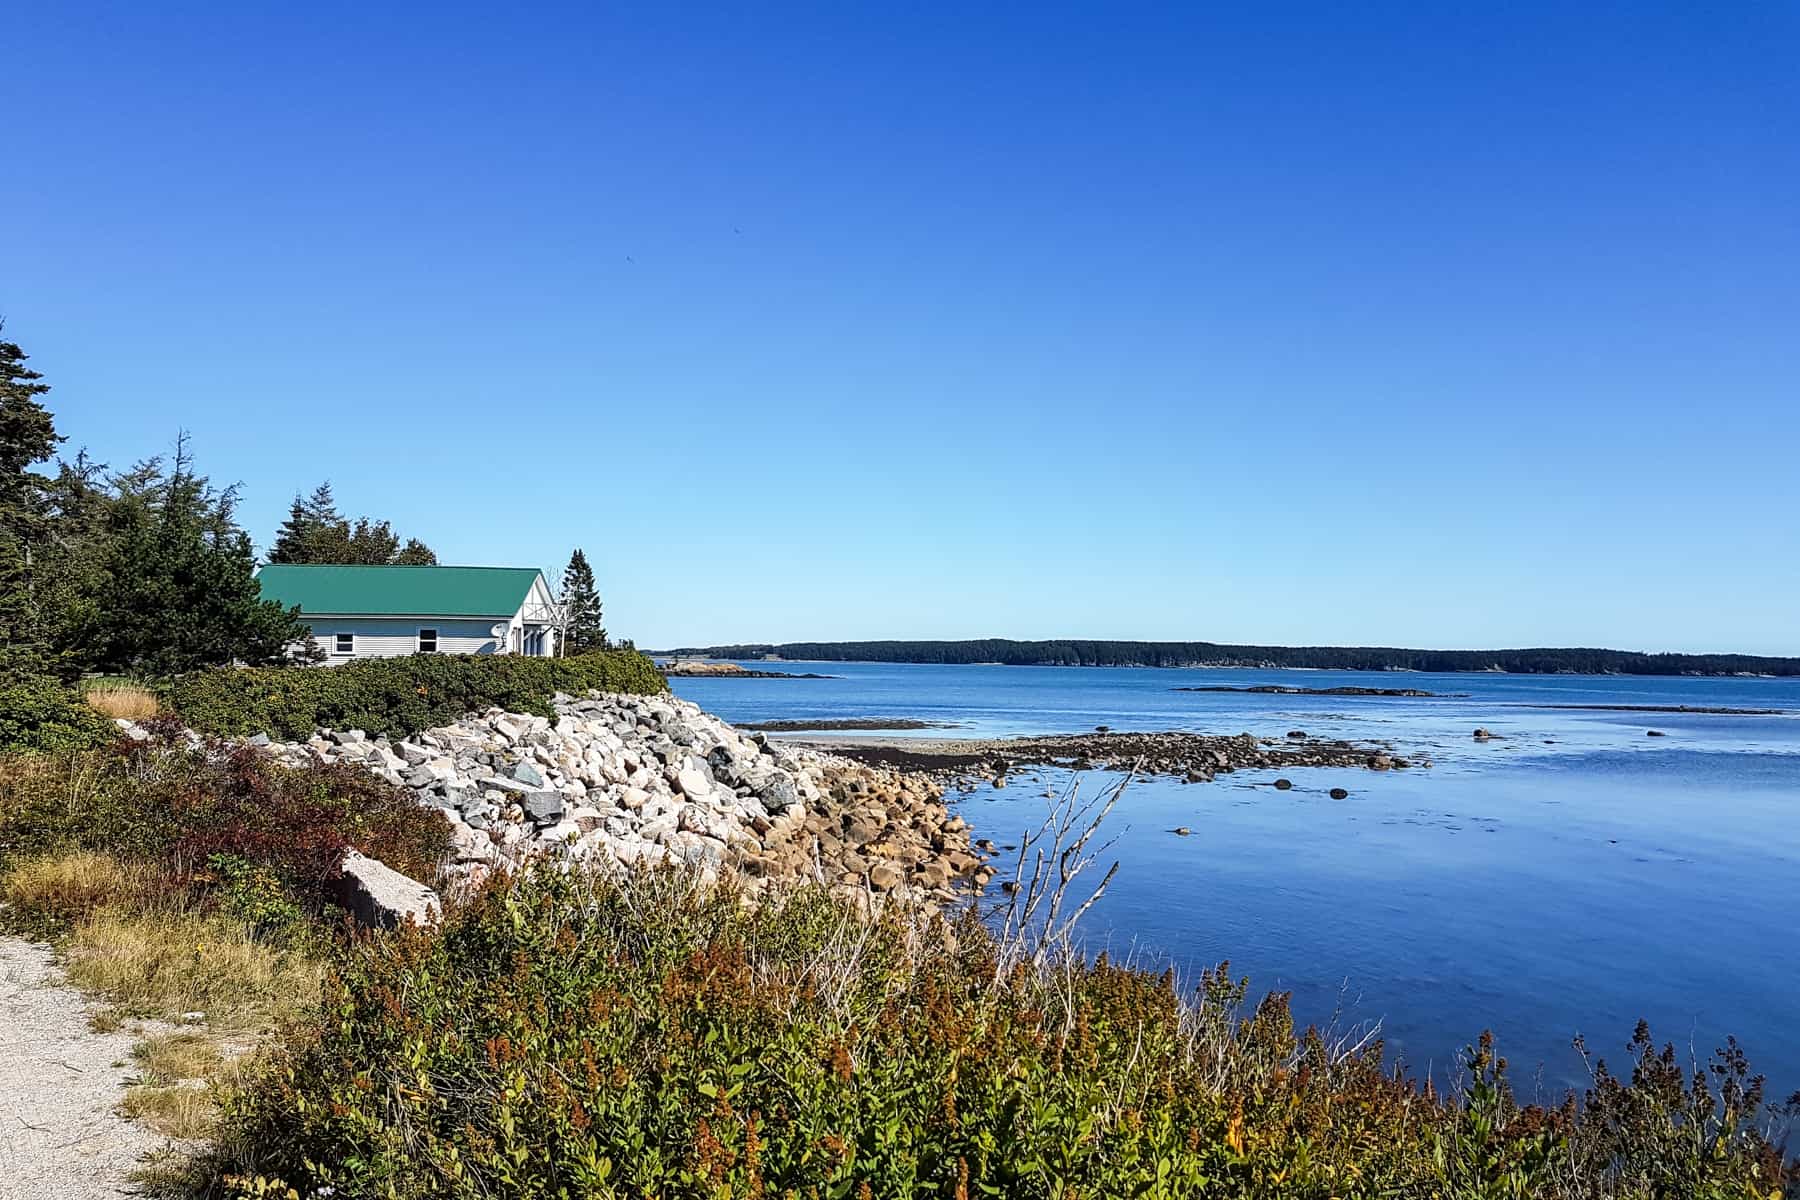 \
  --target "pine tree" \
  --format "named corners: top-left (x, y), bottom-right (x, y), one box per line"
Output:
top-left (268, 482), bottom-right (341, 563)
top-left (393, 538), bottom-right (437, 565)
top-left (560, 548), bottom-right (606, 655)
top-left (61, 436), bottom-right (319, 674)
top-left (266, 482), bottom-right (437, 565)
top-left (0, 328), bottom-right (65, 678)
